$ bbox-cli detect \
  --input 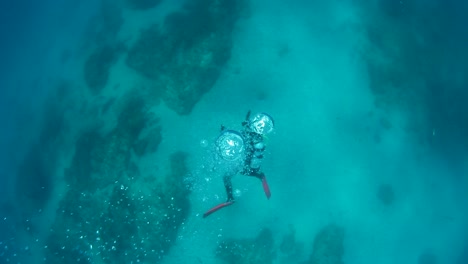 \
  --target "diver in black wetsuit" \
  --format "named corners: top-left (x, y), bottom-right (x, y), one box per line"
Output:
top-left (203, 111), bottom-right (274, 218)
